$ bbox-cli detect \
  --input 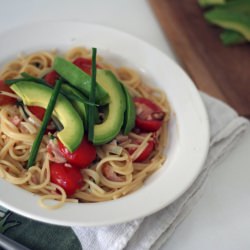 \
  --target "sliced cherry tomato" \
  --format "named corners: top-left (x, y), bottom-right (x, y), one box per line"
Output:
top-left (50, 162), bottom-right (84, 196)
top-left (58, 136), bottom-right (96, 168)
top-left (28, 106), bottom-right (46, 121)
top-left (0, 80), bottom-right (16, 105)
top-left (73, 57), bottom-right (101, 75)
top-left (129, 140), bottom-right (155, 162)
top-left (135, 140), bottom-right (155, 162)
top-left (134, 97), bottom-right (165, 132)
top-left (28, 106), bottom-right (56, 134)
top-left (44, 70), bottom-right (60, 86)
